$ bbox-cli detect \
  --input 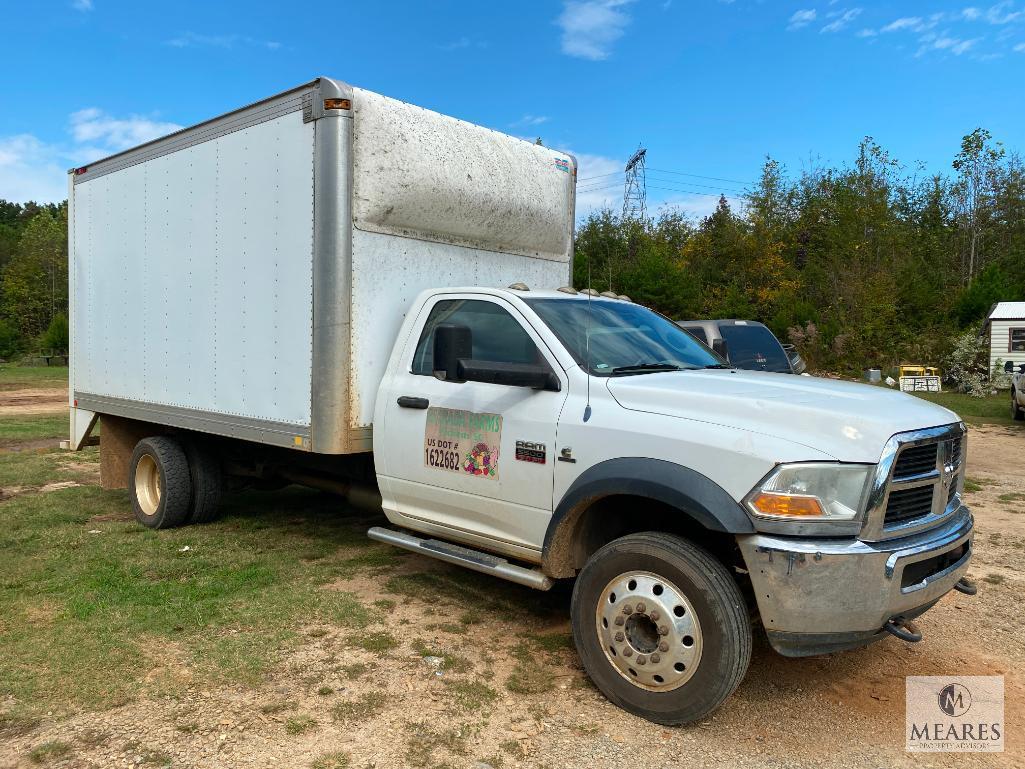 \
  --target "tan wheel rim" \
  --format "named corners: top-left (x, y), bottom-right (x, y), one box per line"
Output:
top-left (135, 454), bottom-right (161, 516)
